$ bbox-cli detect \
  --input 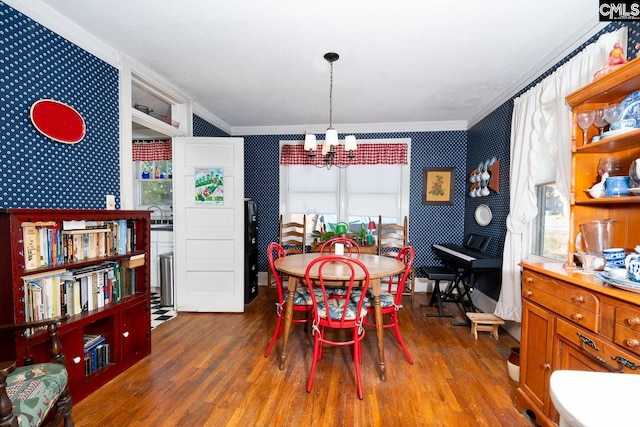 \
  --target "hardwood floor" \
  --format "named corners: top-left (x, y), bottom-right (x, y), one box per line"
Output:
top-left (71, 289), bottom-right (533, 426)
